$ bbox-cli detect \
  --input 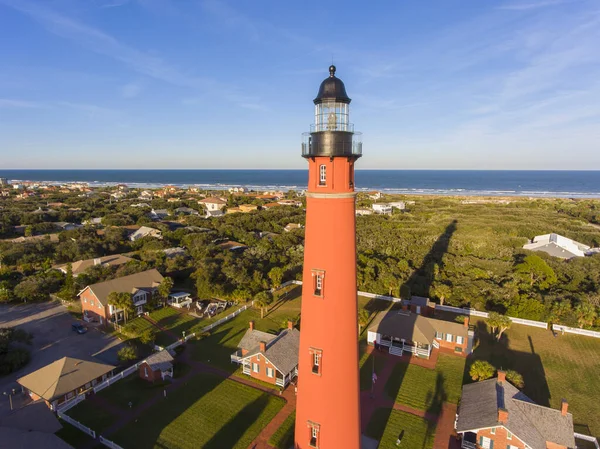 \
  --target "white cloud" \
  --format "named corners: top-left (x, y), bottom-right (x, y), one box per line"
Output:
top-left (121, 81), bottom-right (143, 98)
top-left (0, 98), bottom-right (45, 109)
